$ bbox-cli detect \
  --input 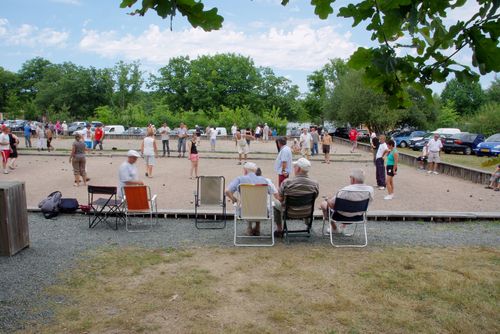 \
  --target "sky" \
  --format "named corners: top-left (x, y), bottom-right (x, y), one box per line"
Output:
top-left (0, 0), bottom-right (496, 94)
